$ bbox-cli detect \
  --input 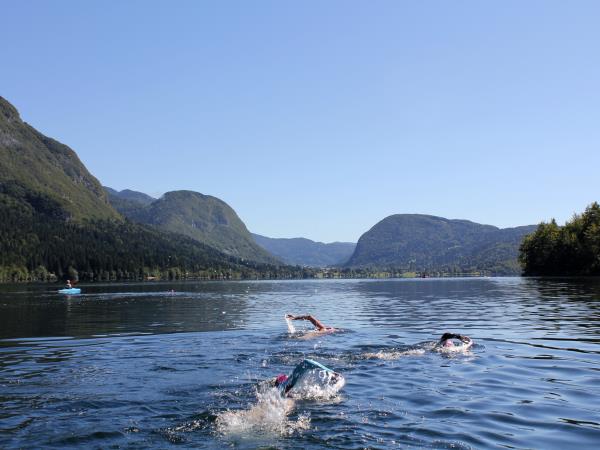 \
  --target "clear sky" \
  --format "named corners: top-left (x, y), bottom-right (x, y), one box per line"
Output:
top-left (2, 1), bottom-right (599, 242)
